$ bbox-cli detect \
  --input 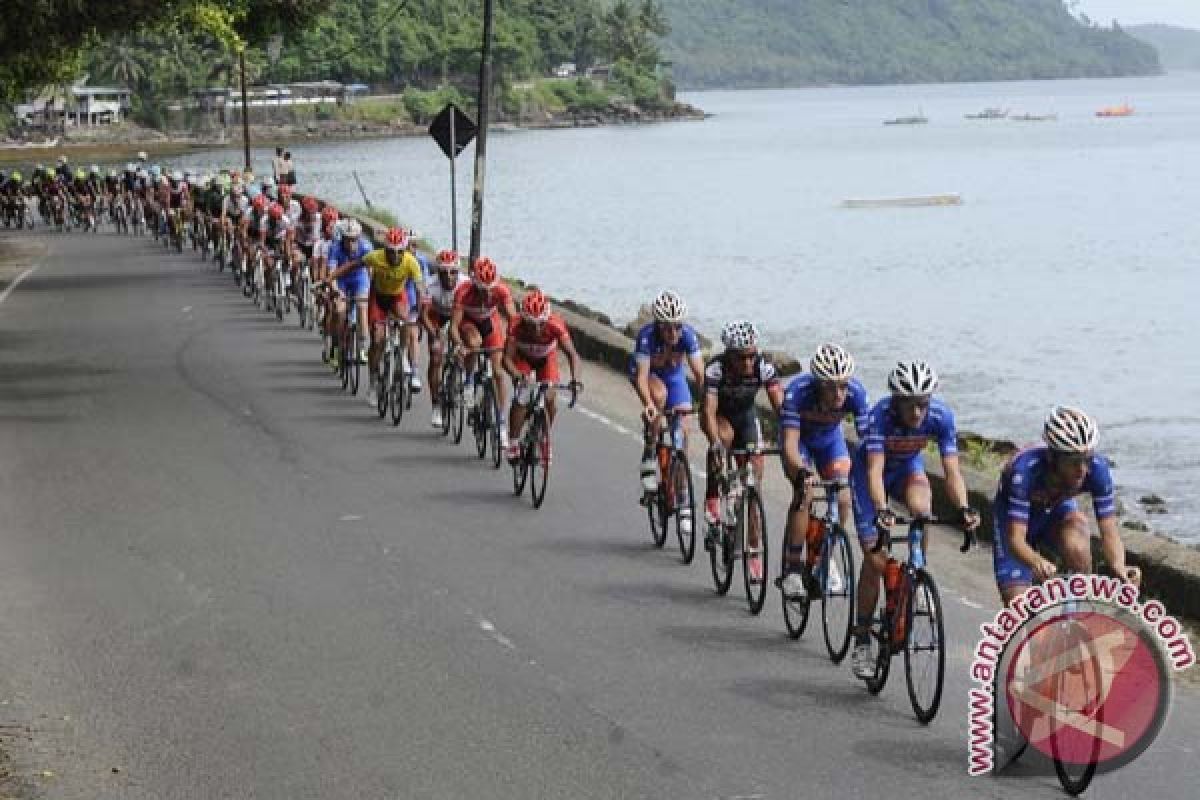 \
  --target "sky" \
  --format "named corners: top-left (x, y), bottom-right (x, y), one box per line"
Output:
top-left (1075, 1), bottom-right (1200, 29)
